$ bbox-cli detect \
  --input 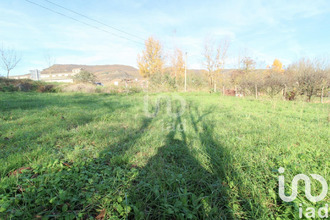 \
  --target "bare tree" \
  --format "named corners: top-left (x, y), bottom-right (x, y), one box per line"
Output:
top-left (263, 71), bottom-right (285, 98)
top-left (287, 57), bottom-right (328, 102)
top-left (203, 38), bottom-right (229, 91)
top-left (0, 45), bottom-right (21, 78)
top-left (239, 57), bottom-right (263, 99)
top-left (230, 48), bottom-right (250, 94)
